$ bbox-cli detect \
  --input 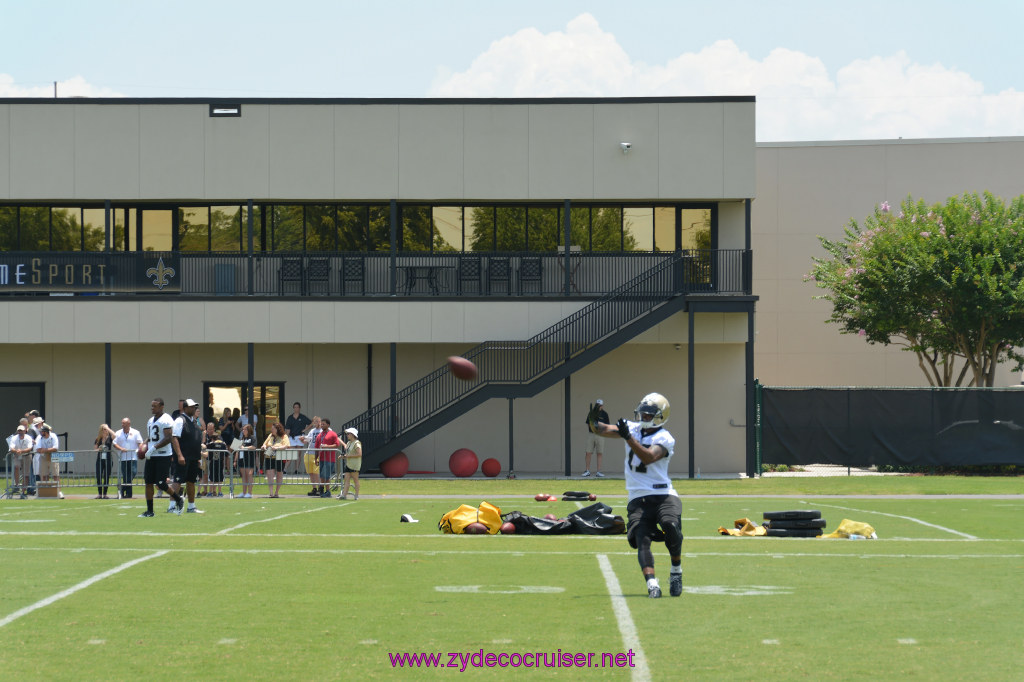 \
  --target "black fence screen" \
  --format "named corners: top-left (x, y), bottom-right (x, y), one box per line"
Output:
top-left (758, 386), bottom-right (1024, 468)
